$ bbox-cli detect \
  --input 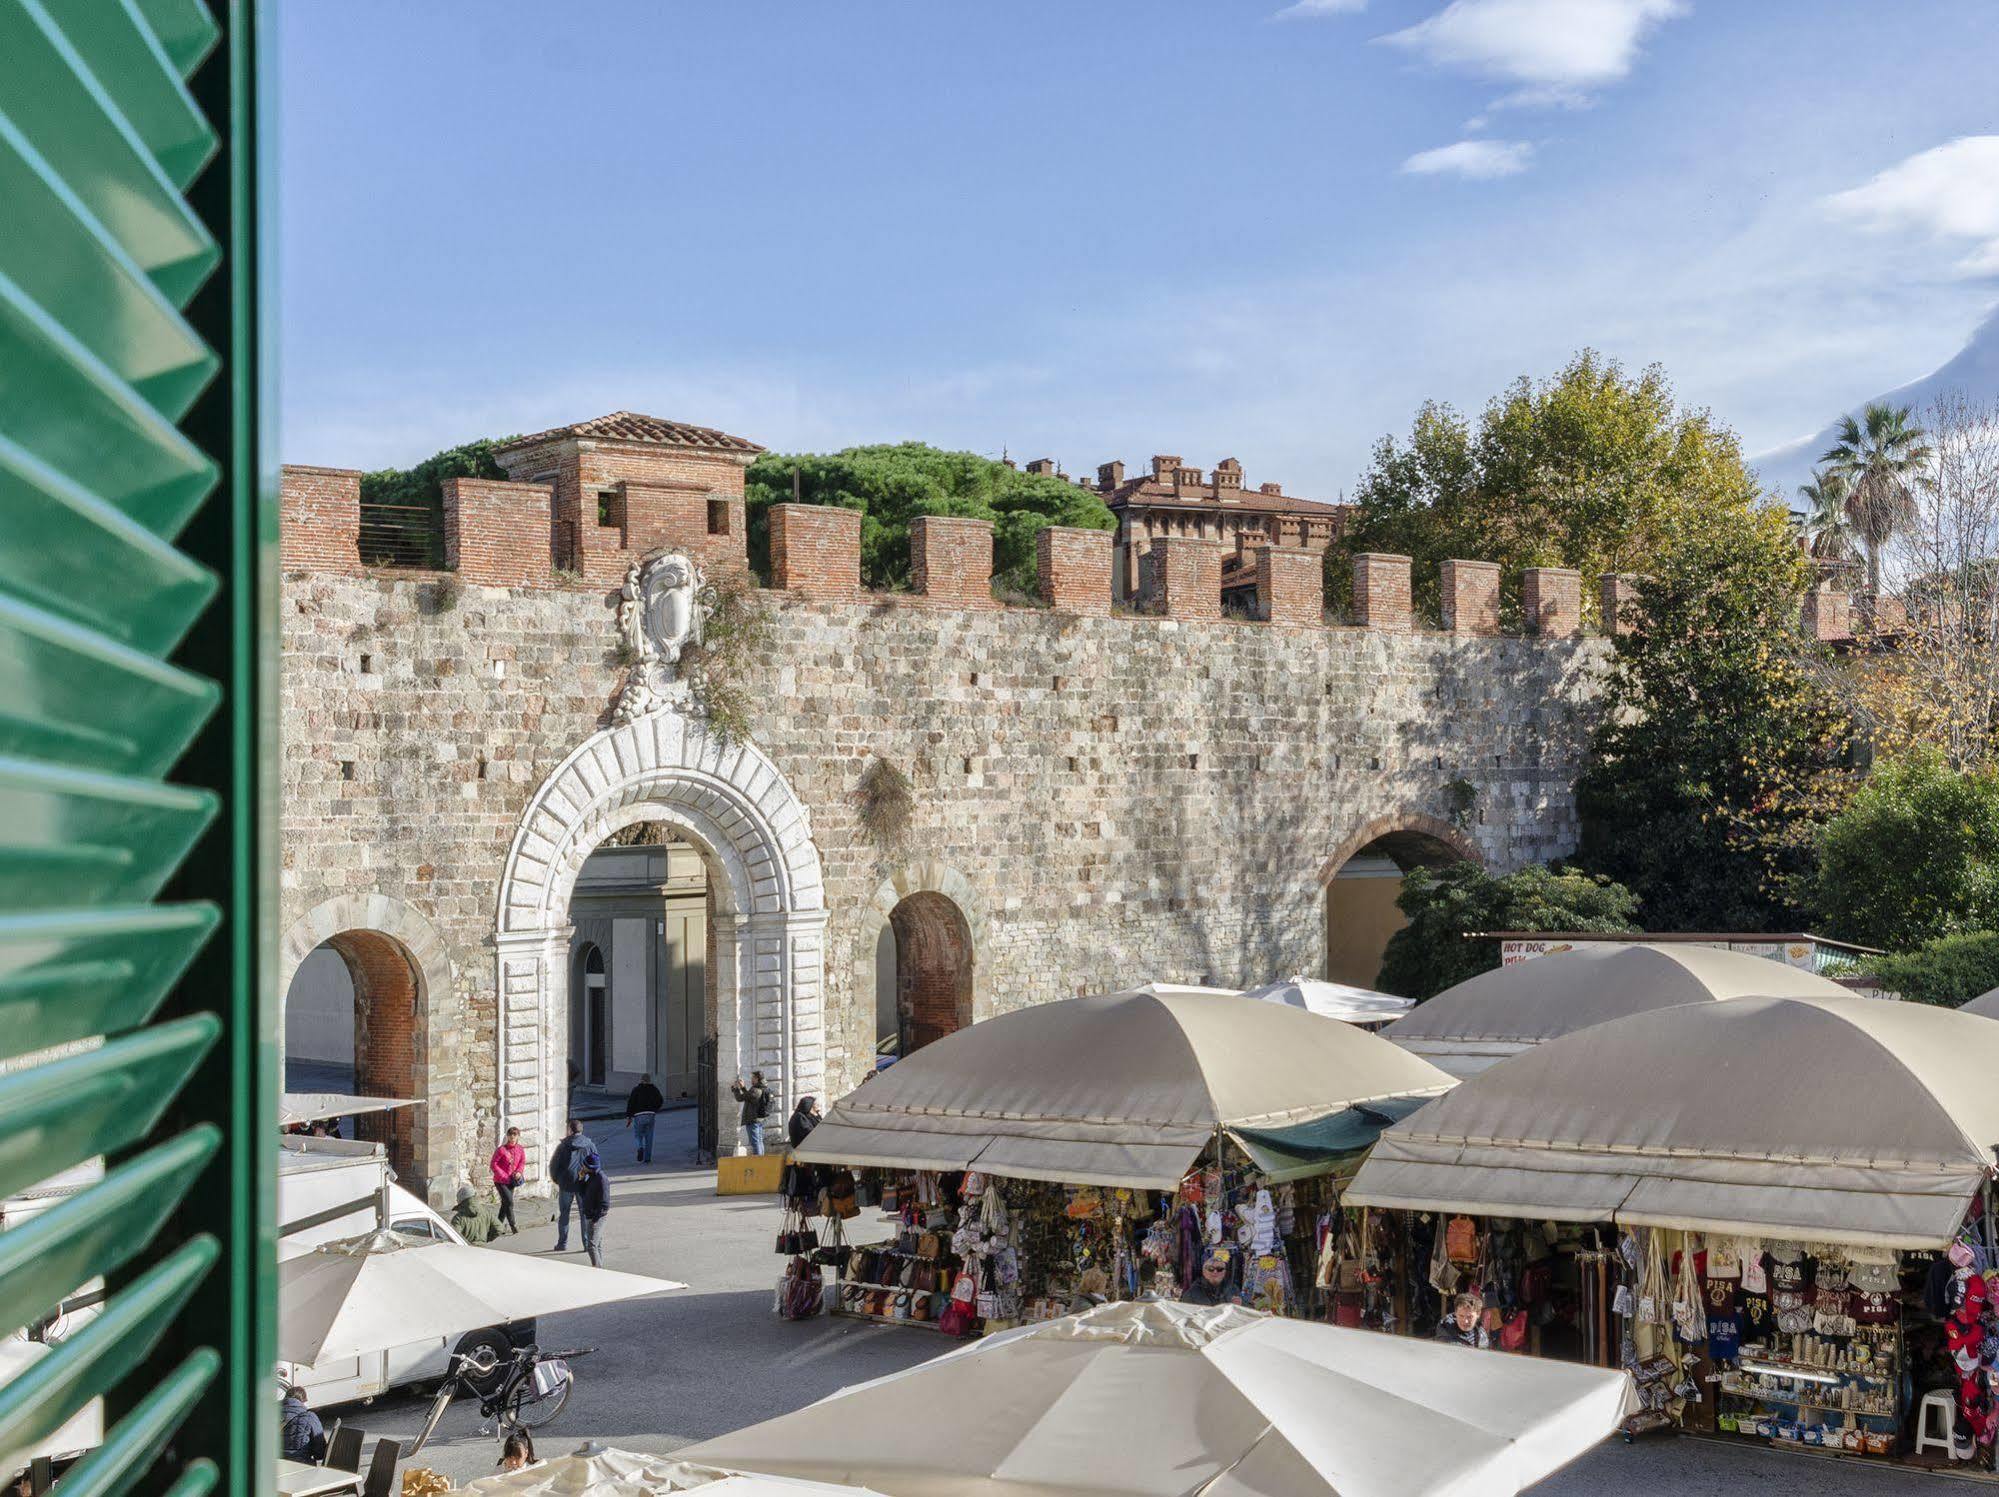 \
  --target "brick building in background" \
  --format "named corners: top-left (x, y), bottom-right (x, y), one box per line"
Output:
top-left (1087, 454), bottom-right (1351, 609)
